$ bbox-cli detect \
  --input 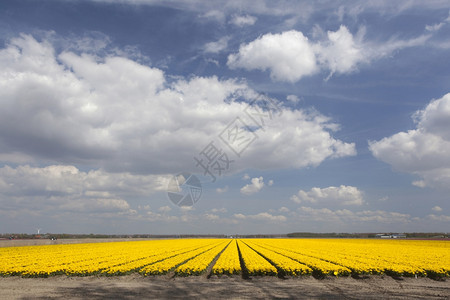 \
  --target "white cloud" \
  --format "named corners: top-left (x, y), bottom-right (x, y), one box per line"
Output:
top-left (203, 36), bottom-right (230, 53)
top-left (228, 25), bottom-right (436, 82)
top-left (60, 198), bottom-right (133, 213)
top-left (0, 164), bottom-right (166, 215)
top-left (278, 206), bottom-right (290, 213)
top-left (158, 206), bottom-right (172, 213)
top-left (314, 25), bottom-right (366, 79)
top-left (412, 180), bottom-right (426, 188)
top-left (227, 30), bottom-right (318, 82)
top-left (268, 179), bottom-right (274, 186)
top-left (425, 11), bottom-right (450, 32)
top-left (242, 108), bottom-right (356, 170)
top-left (432, 206), bottom-right (443, 212)
top-left (210, 207), bottom-right (227, 213)
top-left (233, 213), bottom-right (246, 219)
top-left (370, 93), bottom-right (450, 188)
top-left (233, 212), bottom-right (286, 222)
top-left (229, 14), bottom-right (257, 27)
top-left (227, 27), bottom-right (365, 82)
top-left (426, 23), bottom-right (445, 32)
top-left (286, 95), bottom-right (301, 103)
top-left (242, 174), bottom-right (250, 180)
top-left (204, 213), bottom-right (220, 221)
top-left (180, 206), bottom-right (194, 212)
top-left (240, 176), bottom-right (264, 195)
top-left (0, 34), bottom-right (355, 175)
top-left (291, 185), bottom-right (364, 206)
top-left (372, 34), bottom-right (431, 58)
top-left (200, 10), bottom-right (226, 23)
top-left (87, 1), bottom-right (450, 22)
top-left (144, 210), bottom-right (179, 222)
top-left (427, 214), bottom-right (450, 222)
top-left (140, 205), bottom-right (151, 211)
top-left (216, 186), bottom-right (229, 193)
